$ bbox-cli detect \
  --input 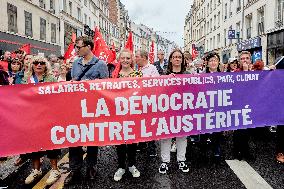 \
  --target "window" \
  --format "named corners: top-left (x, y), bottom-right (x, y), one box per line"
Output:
top-left (207, 3), bottom-right (209, 16)
top-left (77, 8), bottom-right (81, 21)
top-left (224, 3), bottom-right (228, 20)
top-left (84, 14), bottom-right (87, 24)
top-left (39, 0), bottom-right (46, 9)
top-left (229, 0), bottom-right (233, 16)
top-left (277, 0), bottom-right (284, 21)
top-left (25, 11), bottom-right (32, 37)
top-left (40, 18), bottom-right (46, 40)
top-left (213, 36), bottom-right (215, 49)
top-left (7, 3), bottom-right (17, 33)
top-left (236, 22), bottom-right (241, 39)
top-left (257, 8), bottom-right (265, 35)
top-left (89, 17), bottom-right (91, 27)
top-left (246, 14), bottom-right (252, 39)
top-left (217, 33), bottom-right (220, 47)
top-left (218, 12), bottom-right (220, 26)
top-left (51, 23), bottom-right (56, 43)
top-left (50, 0), bottom-right (54, 10)
top-left (69, 1), bottom-right (72, 15)
top-left (207, 21), bottom-right (209, 33)
top-left (224, 29), bottom-right (227, 46)
top-left (63, 0), bottom-right (66, 12)
top-left (214, 15), bottom-right (216, 30)
top-left (84, 0), bottom-right (87, 6)
top-left (206, 40), bottom-right (209, 51)
top-left (237, 0), bottom-right (241, 12)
